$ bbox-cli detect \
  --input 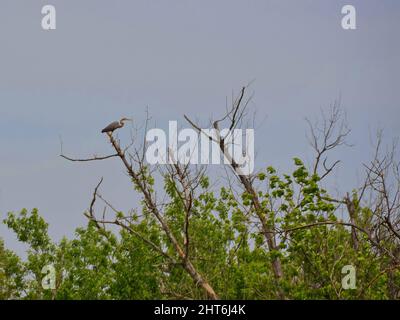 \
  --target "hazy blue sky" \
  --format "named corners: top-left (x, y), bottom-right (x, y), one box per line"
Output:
top-left (1, 0), bottom-right (399, 254)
